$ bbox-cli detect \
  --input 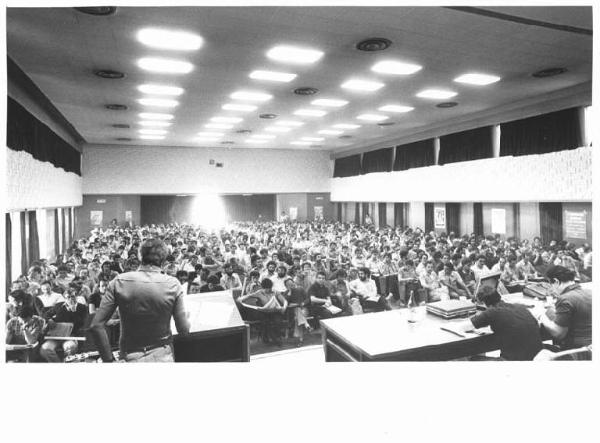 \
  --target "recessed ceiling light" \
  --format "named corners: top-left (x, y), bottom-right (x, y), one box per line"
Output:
top-left (245, 139), bottom-right (268, 144)
top-left (356, 37), bottom-right (392, 52)
top-left (94, 69), bottom-right (125, 79)
top-left (111, 124), bottom-right (130, 128)
top-left (136, 28), bottom-right (203, 51)
top-left (222, 103), bottom-right (258, 112)
top-left (249, 70), bottom-right (297, 82)
top-left (301, 137), bottom-right (324, 141)
top-left (339, 135), bottom-right (353, 139)
top-left (105, 104), bottom-right (127, 110)
top-left (378, 104), bottom-right (414, 113)
top-left (436, 102), bottom-right (459, 108)
top-left (197, 131), bottom-right (224, 137)
top-left (532, 67), bottom-right (568, 78)
top-left (74, 6), bottom-right (117, 16)
top-left (356, 113), bottom-right (389, 122)
top-left (236, 129), bottom-right (252, 134)
top-left (139, 135), bottom-right (165, 140)
top-left (138, 112), bottom-right (174, 120)
top-left (318, 129), bottom-right (343, 135)
top-left (139, 121), bottom-right (172, 127)
top-left (138, 98), bottom-right (179, 108)
top-left (275, 120), bottom-right (304, 127)
top-left (137, 57), bottom-right (193, 74)
top-left (221, 141), bottom-right (235, 145)
top-left (454, 72), bottom-right (501, 85)
top-left (205, 123), bottom-right (234, 129)
top-left (259, 113), bottom-right (278, 119)
top-left (251, 134), bottom-right (276, 139)
top-left (371, 60), bottom-right (422, 75)
top-left (265, 126), bottom-right (292, 133)
top-left (211, 116), bottom-right (243, 123)
top-left (378, 121), bottom-right (396, 126)
top-left (139, 129), bottom-right (168, 135)
top-left (416, 89), bottom-right (457, 99)
top-left (230, 91), bottom-right (272, 102)
top-left (294, 109), bottom-right (327, 117)
top-left (116, 137), bottom-right (131, 141)
top-left (266, 45), bottom-right (324, 64)
top-left (311, 98), bottom-right (349, 107)
top-left (341, 79), bottom-right (385, 92)
top-left (332, 123), bottom-right (361, 129)
top-left (293, 87), bottom-right (319, 96)
top-left (290, 141), bottom-right (313, 146)
top-left (137, 84), bottom-right (184, 96)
